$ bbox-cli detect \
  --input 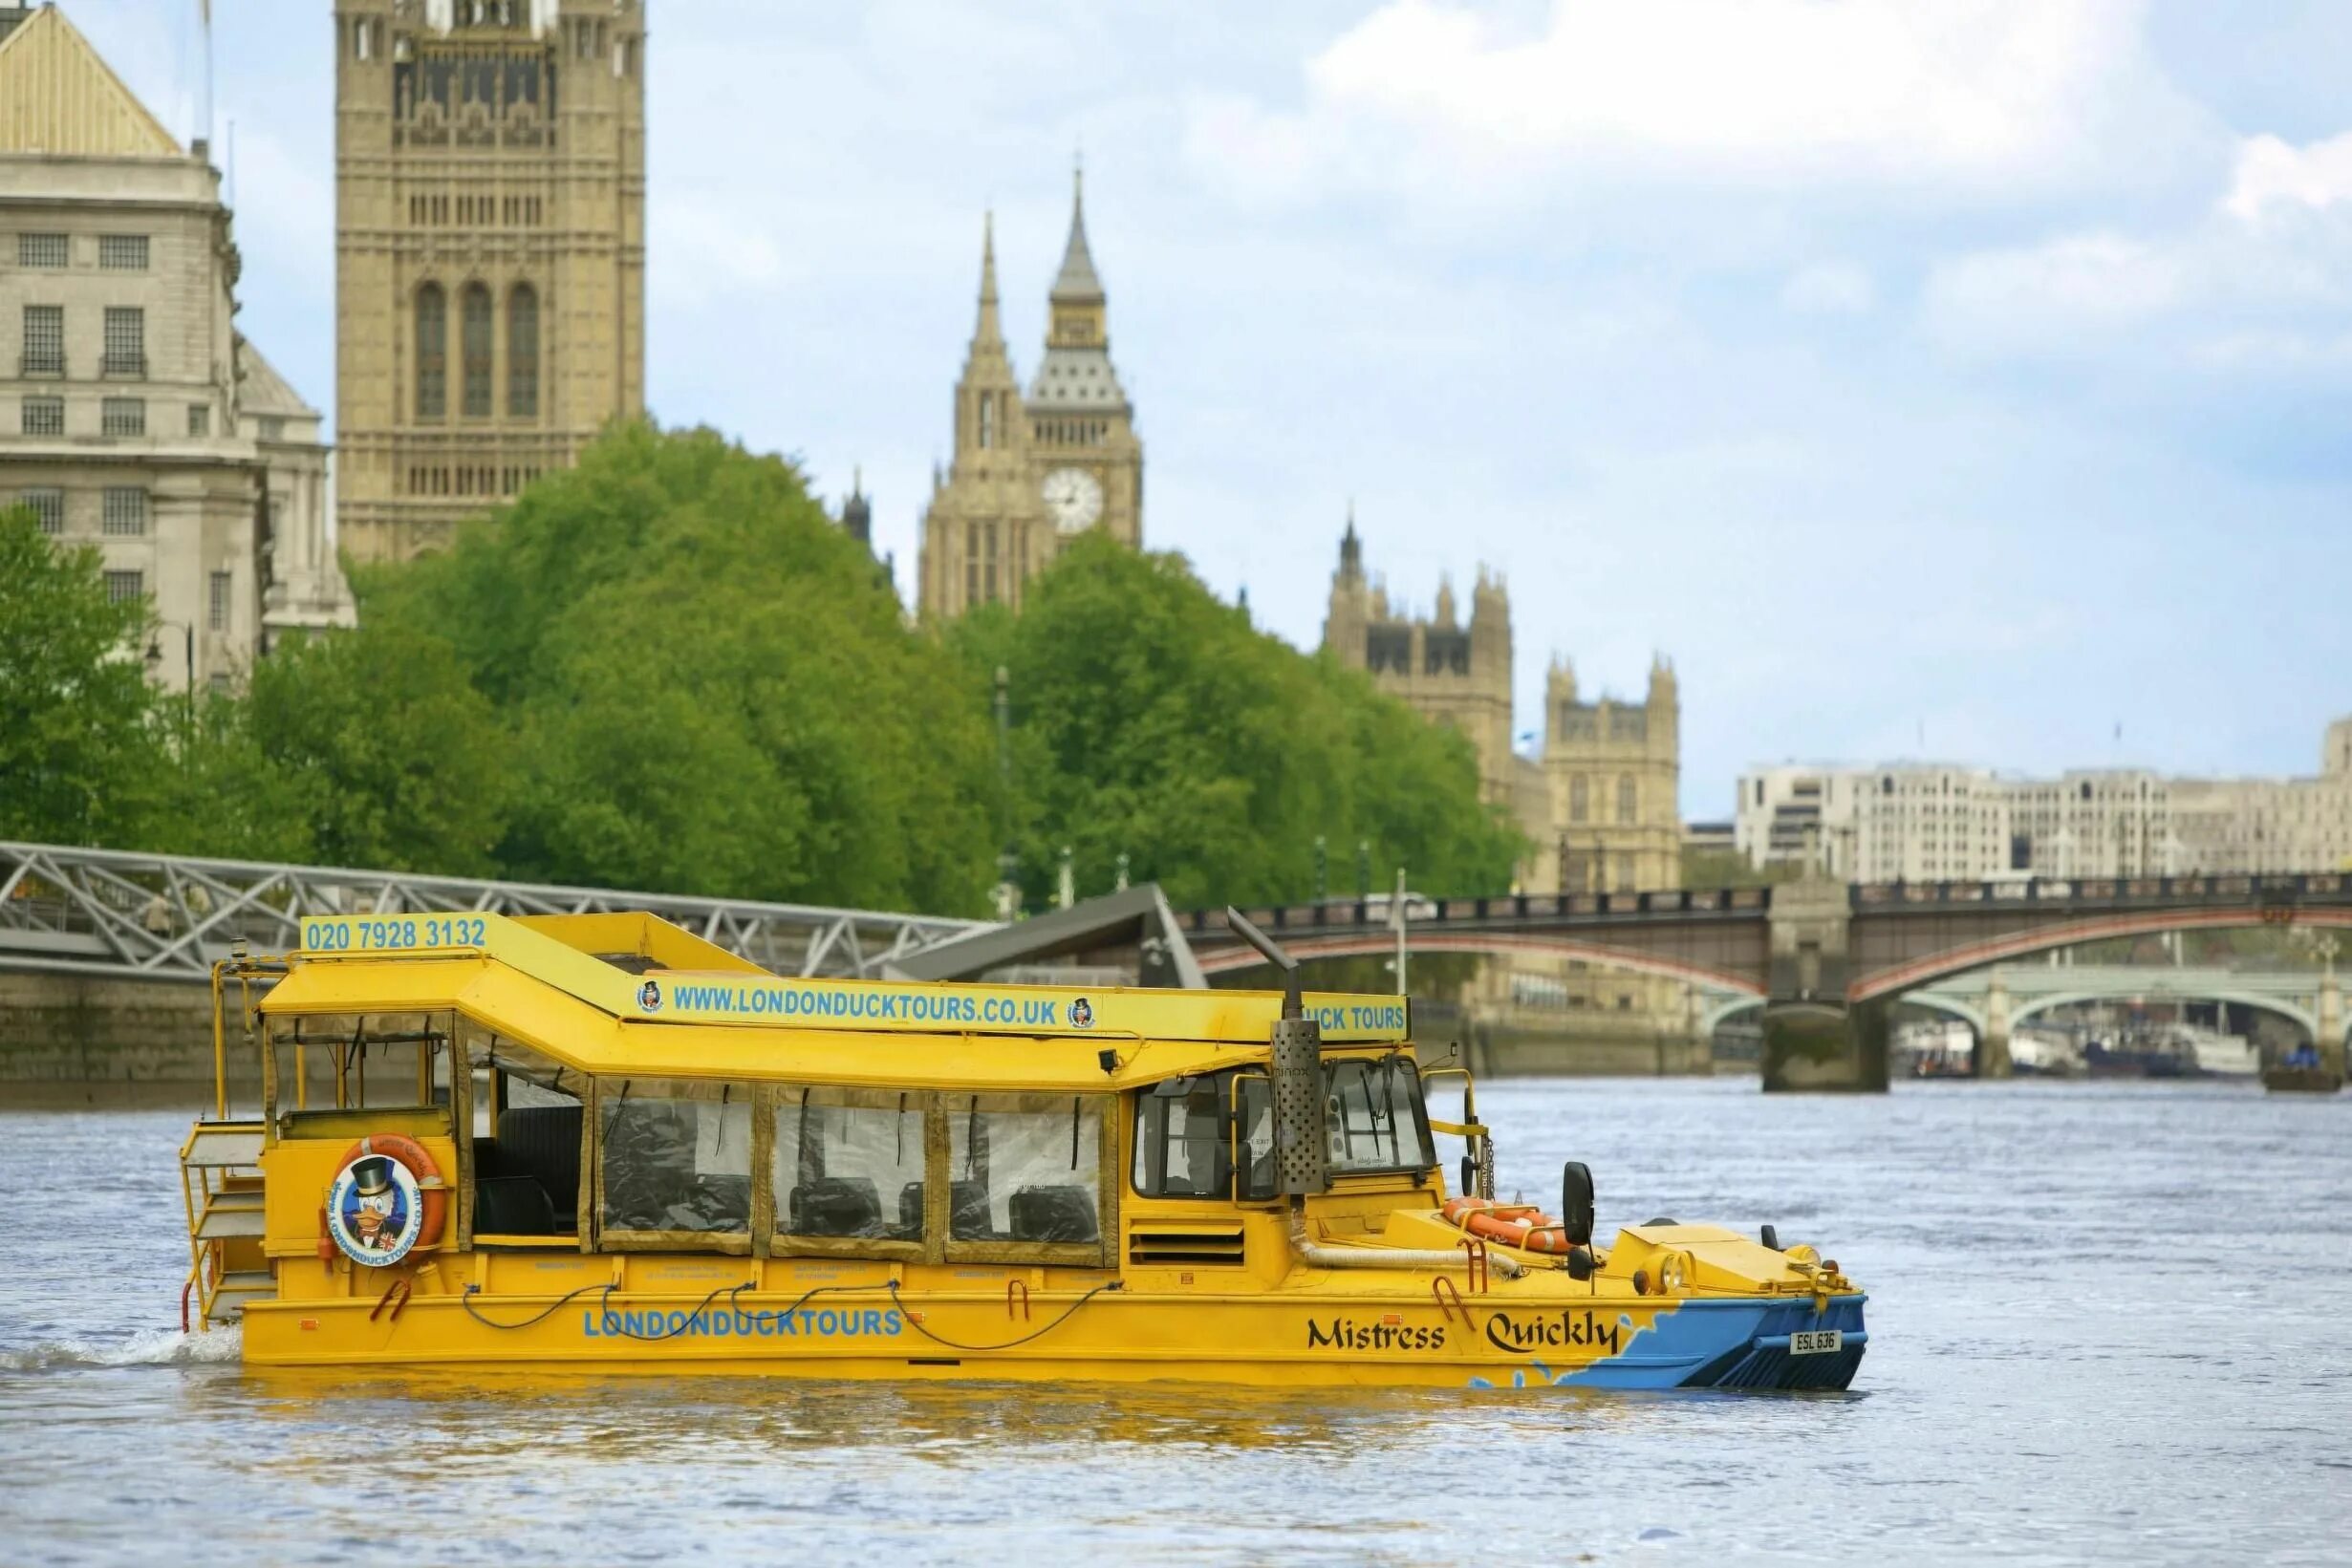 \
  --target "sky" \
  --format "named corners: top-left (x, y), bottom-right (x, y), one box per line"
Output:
top-left (85, 0), bottom-right (2352, 816)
